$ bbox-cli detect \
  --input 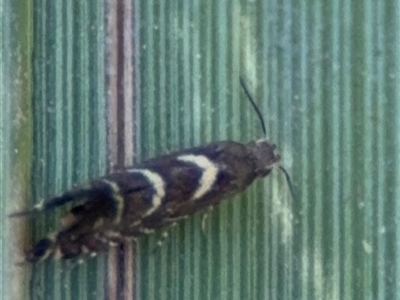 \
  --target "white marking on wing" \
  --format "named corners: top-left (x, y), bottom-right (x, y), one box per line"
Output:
top-left (177, 154), bottom-right (219, 200)
top-left (129, 169), bottom-right (166, 216)
top-left (139, 228), bottom-right (155, 234)
top-left (102, 179), bottom-right (125, 224)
